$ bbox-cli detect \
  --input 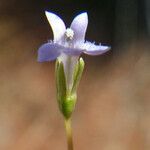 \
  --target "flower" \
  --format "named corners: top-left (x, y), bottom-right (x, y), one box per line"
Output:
top-left (37, 11), bottom-right (111, 119)
top-left (37, 11), bottom-right (110, 90)
top-left (38, 11), bottom-right (110, 62)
